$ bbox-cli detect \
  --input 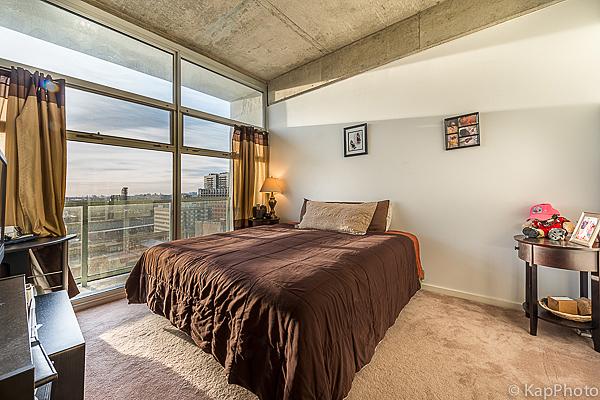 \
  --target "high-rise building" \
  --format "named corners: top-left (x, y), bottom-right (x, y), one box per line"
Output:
top-left (203, 172), bottom-right (229, 191)
top-left (216, 172), bottom-right (229, 189)
top-left (204, 174), bottom-right (217, 190)
top-left (199, 172), bottom-right (229, 197)
top-left (121, 187), bottom-right (129, 200)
